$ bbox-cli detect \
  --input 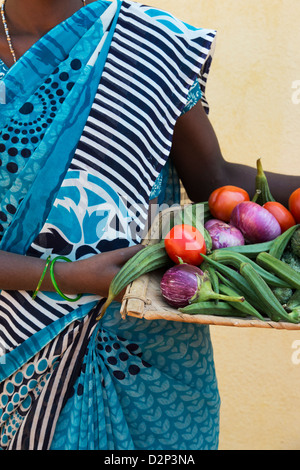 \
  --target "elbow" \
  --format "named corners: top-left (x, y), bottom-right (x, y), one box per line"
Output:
top-left (182, 158), bottom-right (229, 203)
